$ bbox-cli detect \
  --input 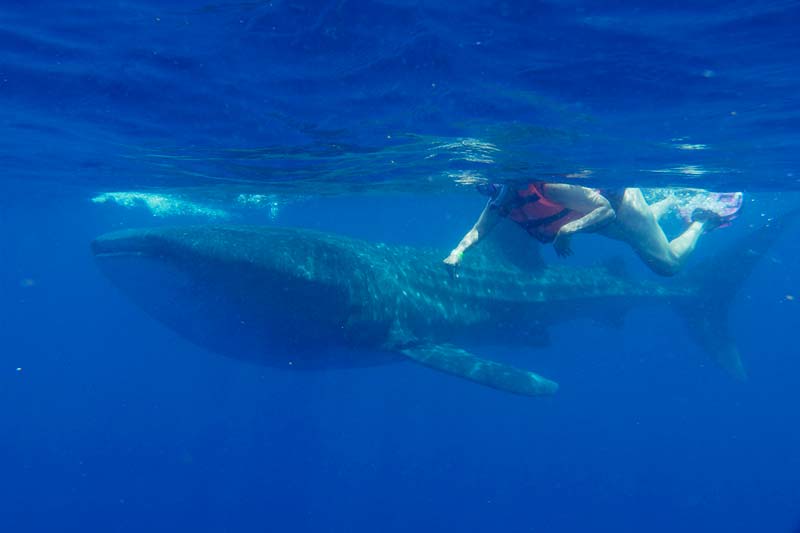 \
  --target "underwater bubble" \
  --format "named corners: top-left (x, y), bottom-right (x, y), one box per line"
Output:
top-left (92, 191), bottom-right (229, 219)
